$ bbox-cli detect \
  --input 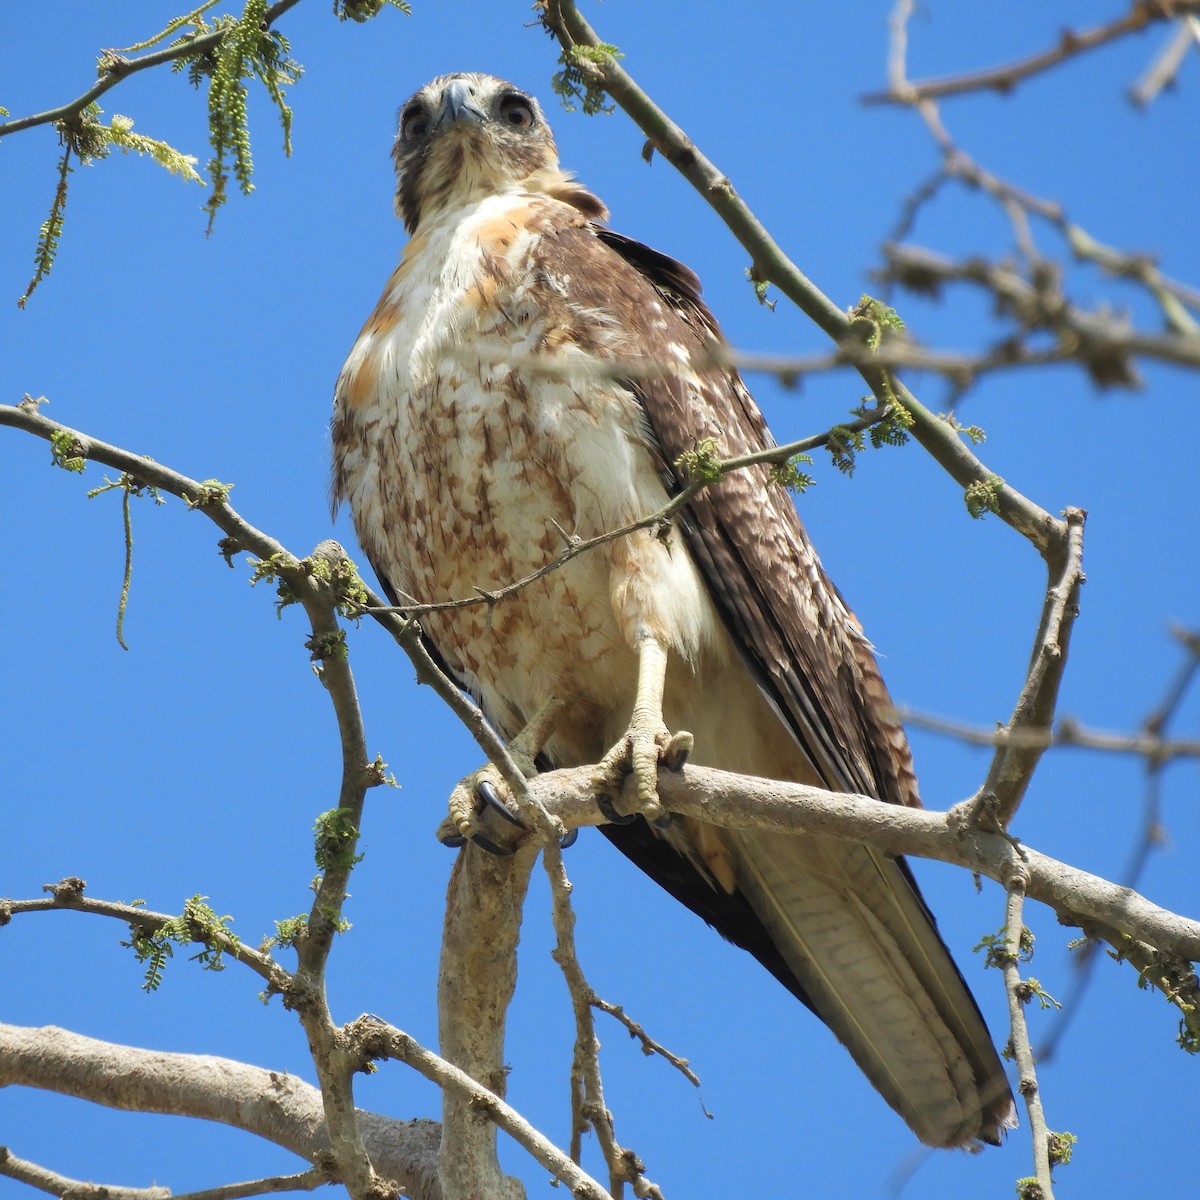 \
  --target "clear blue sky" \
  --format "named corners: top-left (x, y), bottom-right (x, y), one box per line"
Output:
top-left (2, 3), bottom-right (1197, 1197)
